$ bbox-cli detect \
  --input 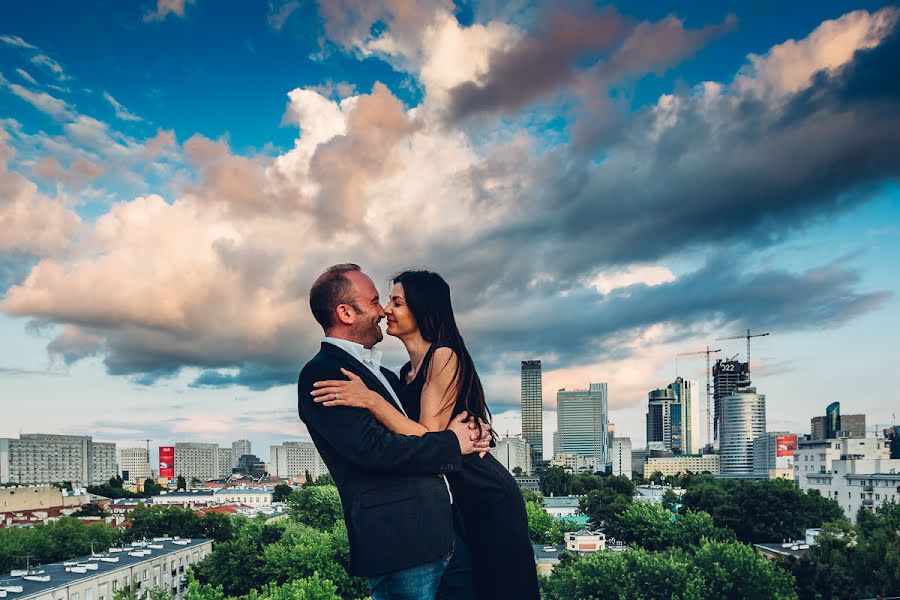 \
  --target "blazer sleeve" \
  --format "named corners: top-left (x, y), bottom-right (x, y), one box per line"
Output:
top-left (298, 363), bottom-right (462, 475)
